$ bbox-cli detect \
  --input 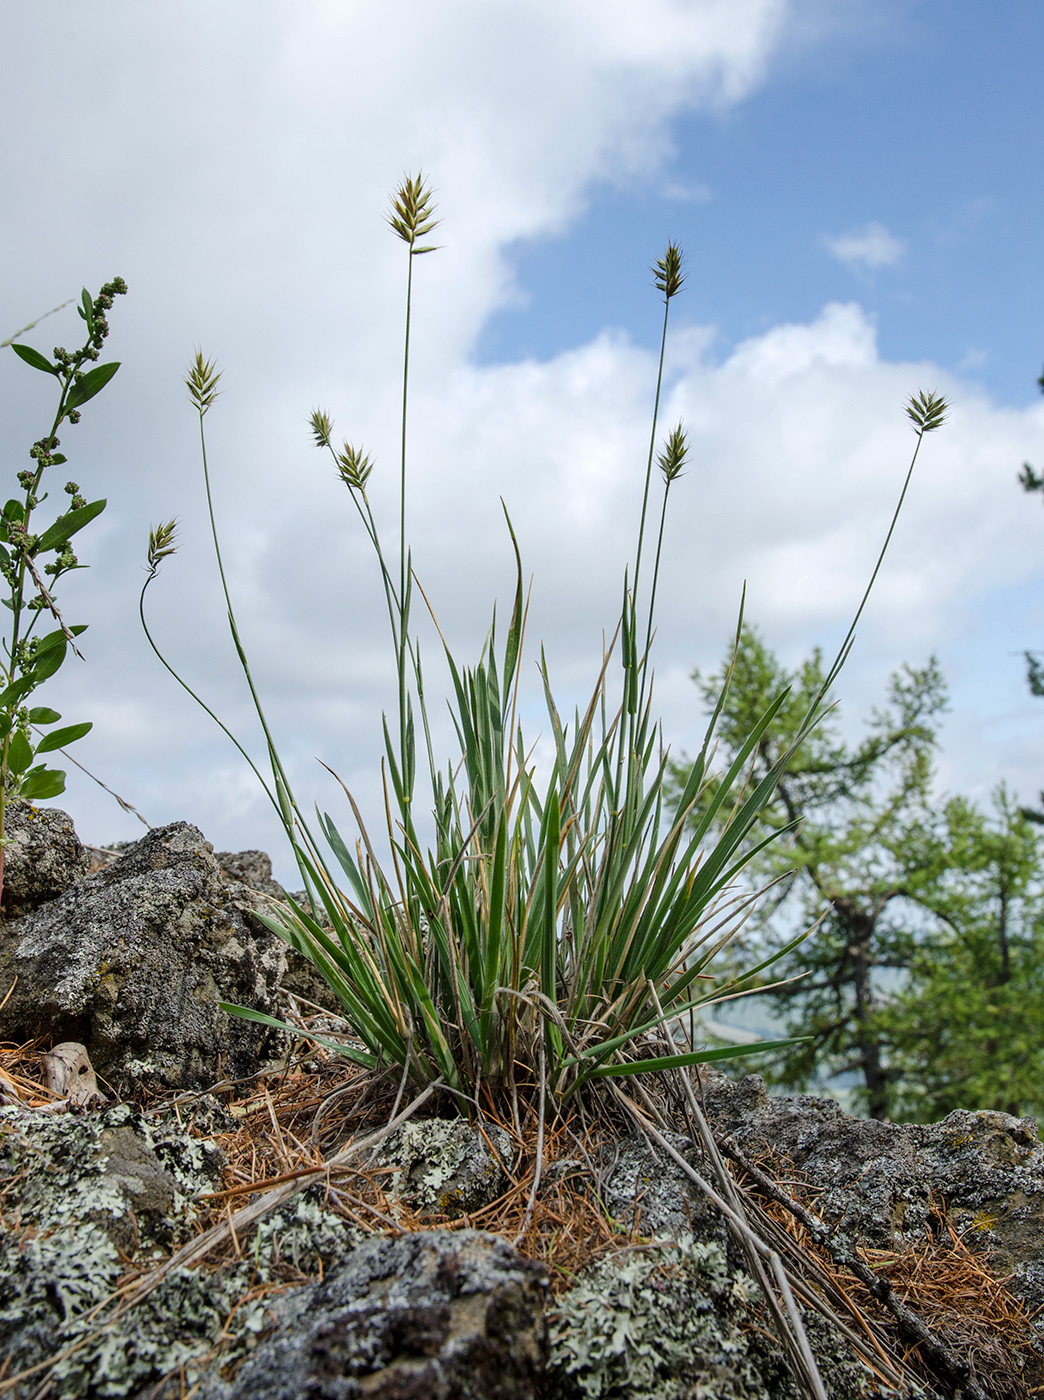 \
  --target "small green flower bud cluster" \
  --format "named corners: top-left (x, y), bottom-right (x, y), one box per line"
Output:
top-left (29, 435), bottom-right (60, 467)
